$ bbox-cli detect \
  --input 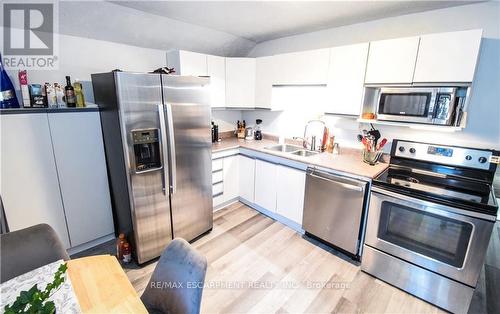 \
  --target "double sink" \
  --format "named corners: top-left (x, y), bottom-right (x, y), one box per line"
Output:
top-left (264, 144), bottom-right (319, 157)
